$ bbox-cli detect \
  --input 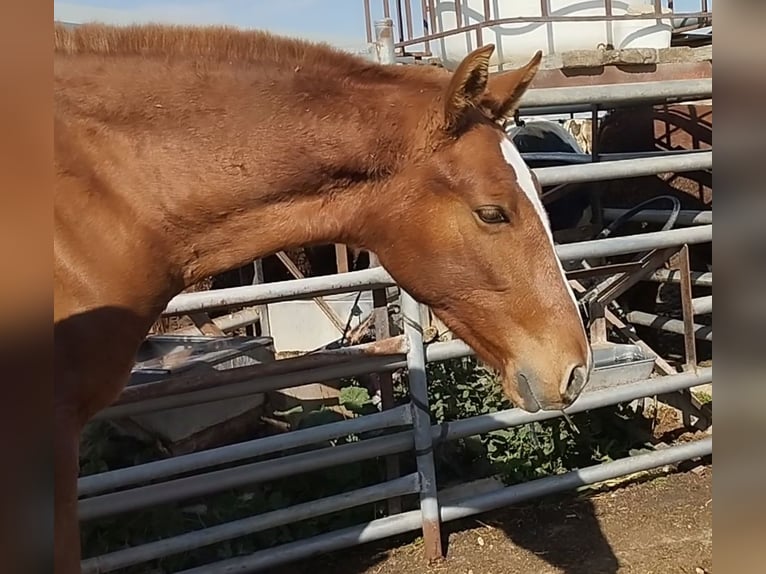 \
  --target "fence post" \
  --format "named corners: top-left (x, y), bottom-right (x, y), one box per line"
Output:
top-left (677, 244), bottom-right (698, 372)
top-left (401, 290), bottom-right (443, 561)
top-left (252, 259), bottom-right (270, 337)
top-left (368, 253), bottom-right (403, 515)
